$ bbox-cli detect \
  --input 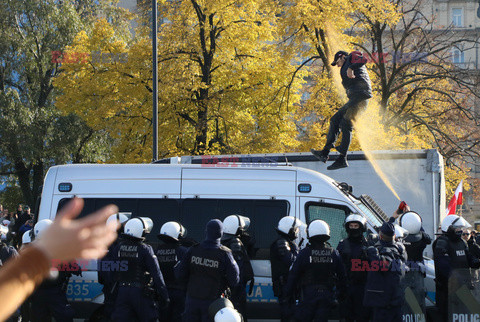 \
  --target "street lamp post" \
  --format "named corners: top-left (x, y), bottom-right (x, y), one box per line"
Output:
top-left (152, 0), bottom-right (158, 162)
